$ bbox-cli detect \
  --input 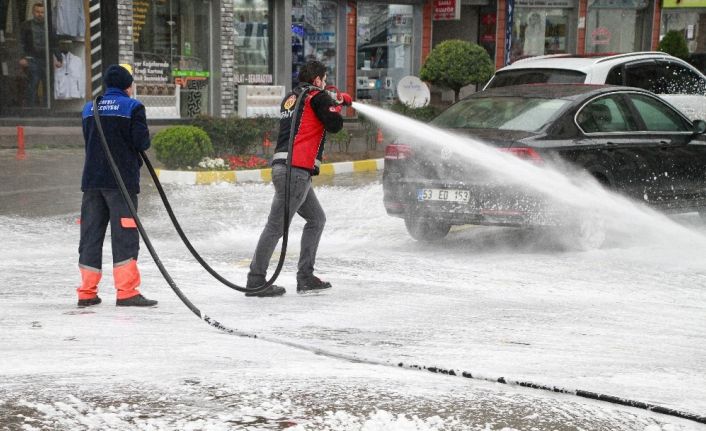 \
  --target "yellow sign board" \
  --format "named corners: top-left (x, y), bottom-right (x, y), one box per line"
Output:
top-left (663, 0), bottom-right (706, 8)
